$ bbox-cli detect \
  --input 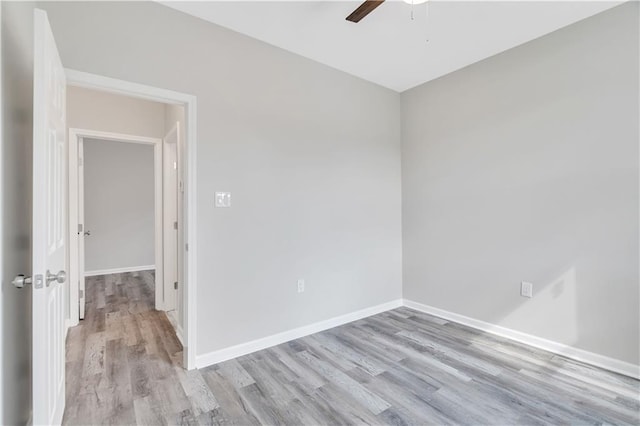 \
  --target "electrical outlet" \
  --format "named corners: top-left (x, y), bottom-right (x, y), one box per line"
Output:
top-left (521, 281), bottom-right (533, 298)
top-left (297, 279), bottom-right (305, 293)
